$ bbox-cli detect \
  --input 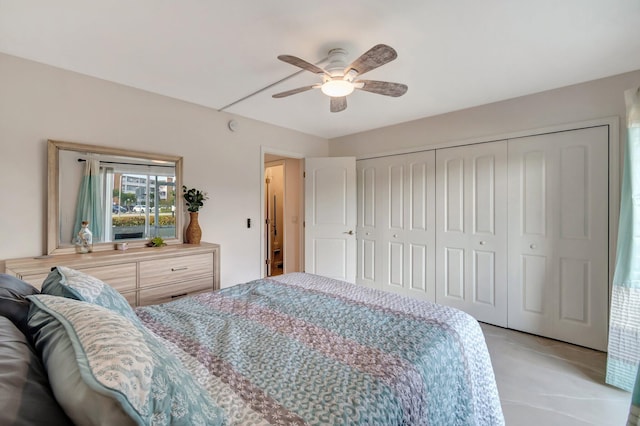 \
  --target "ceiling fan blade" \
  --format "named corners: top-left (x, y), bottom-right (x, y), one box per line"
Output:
top-left (277, 55), bottom-right (330, 76)
top-left (356, 80), bottom-right (408, 97)
top-left (272, 85), bottom-right (317, 98)
top-left (344, 44), bottom-right (397, 77)
top-left (330, 96), bottom-right (347, 113)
